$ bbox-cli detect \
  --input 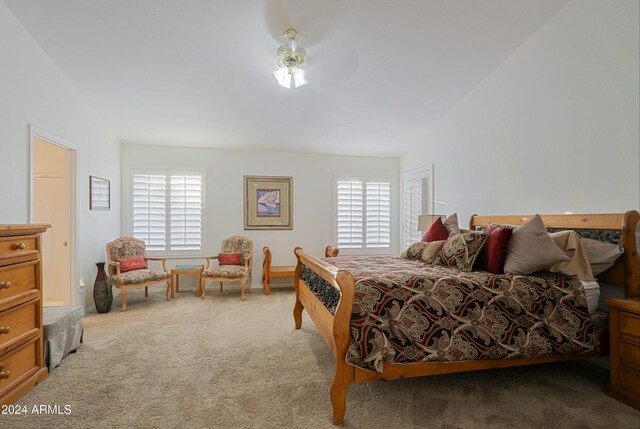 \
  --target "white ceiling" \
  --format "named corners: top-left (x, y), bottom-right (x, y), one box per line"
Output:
top-left (4, 0), bottom-right (568, 156)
